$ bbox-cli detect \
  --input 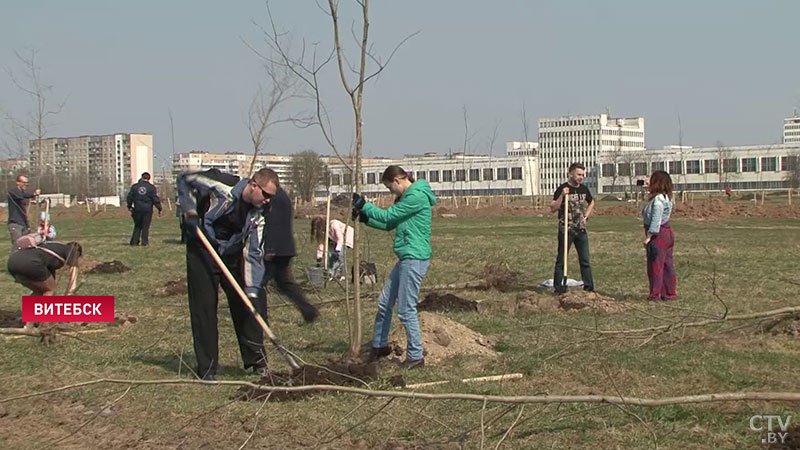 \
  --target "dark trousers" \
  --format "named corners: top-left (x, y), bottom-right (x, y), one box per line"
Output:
top-left (646, 224), bottom-right (676, 300)
top-left (8, 223), bottom-right (29, 252)
top-left (553, 229), bottom-right (594, 292)
top-left (130, 211), bottom-right (153, 245)
top-left (264, 256), bottom-right (318, 322)
top-left (186, 243), bottom-right (267, 377)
